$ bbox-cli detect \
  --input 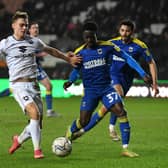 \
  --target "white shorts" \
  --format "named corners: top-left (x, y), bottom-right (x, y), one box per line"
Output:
top-left (10, 81), bottom-right (43, 115)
